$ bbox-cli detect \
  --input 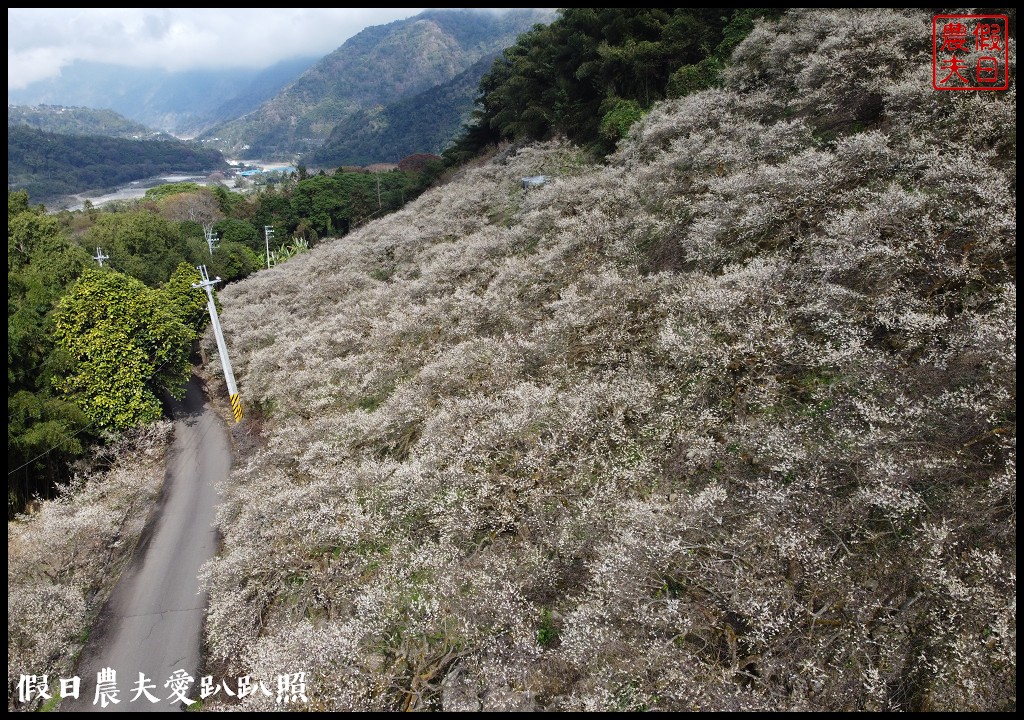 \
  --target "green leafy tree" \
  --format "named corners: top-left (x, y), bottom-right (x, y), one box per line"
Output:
top-left (214, 218), bottom-right (260, 253)
top-left (52, 268), bottom-right (194, 432)
top-left (7, 390), bottom-right (91, 517)
top-left (144, 181), bottom-right (202, 201)
top-left (248, 189), bottom-right (295, 243)
top-left (598, 97), bottom-right (645, 149)
top-left (159, 262), bottom-right (210, 336)
top-left (291, 175), bottom-right (346, 237)
top-left (666, 57), bottom-right (723, 98)
top-left (208, 242), bottom-right (260, 283)
top-left (84, 210), bottom-right (188, 287)
top-left (210, 184), bottom-right (244, 215)
top-left (450, 8), bottom-right (780, 157)
top-left (8, 190), bottom-right (95, 513)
